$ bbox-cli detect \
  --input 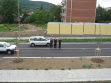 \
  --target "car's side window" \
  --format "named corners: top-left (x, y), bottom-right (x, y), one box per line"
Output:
top-left (37, 38), bottom-right (42, 41)
top-left (34, 38), bottom-right (38, 41)
top-left (41, 38), bottom-right (46, 41)
top-left (0, 44), bottom-right (3, 47)
top-left (30, 38), bottom-right (34, 41)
